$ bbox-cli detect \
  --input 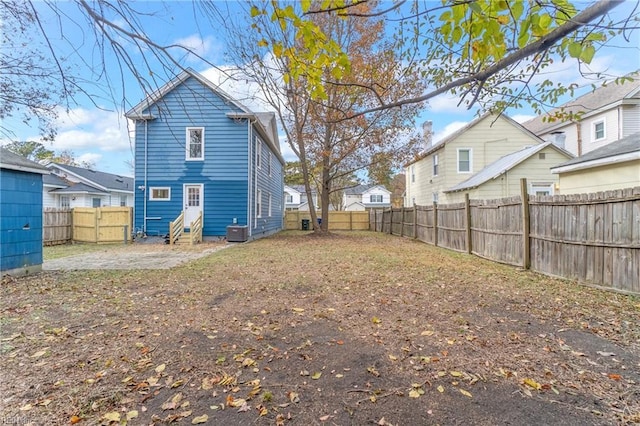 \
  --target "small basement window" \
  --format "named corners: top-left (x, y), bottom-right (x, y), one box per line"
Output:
top-left (150, 187), bottom-right (171, 201)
